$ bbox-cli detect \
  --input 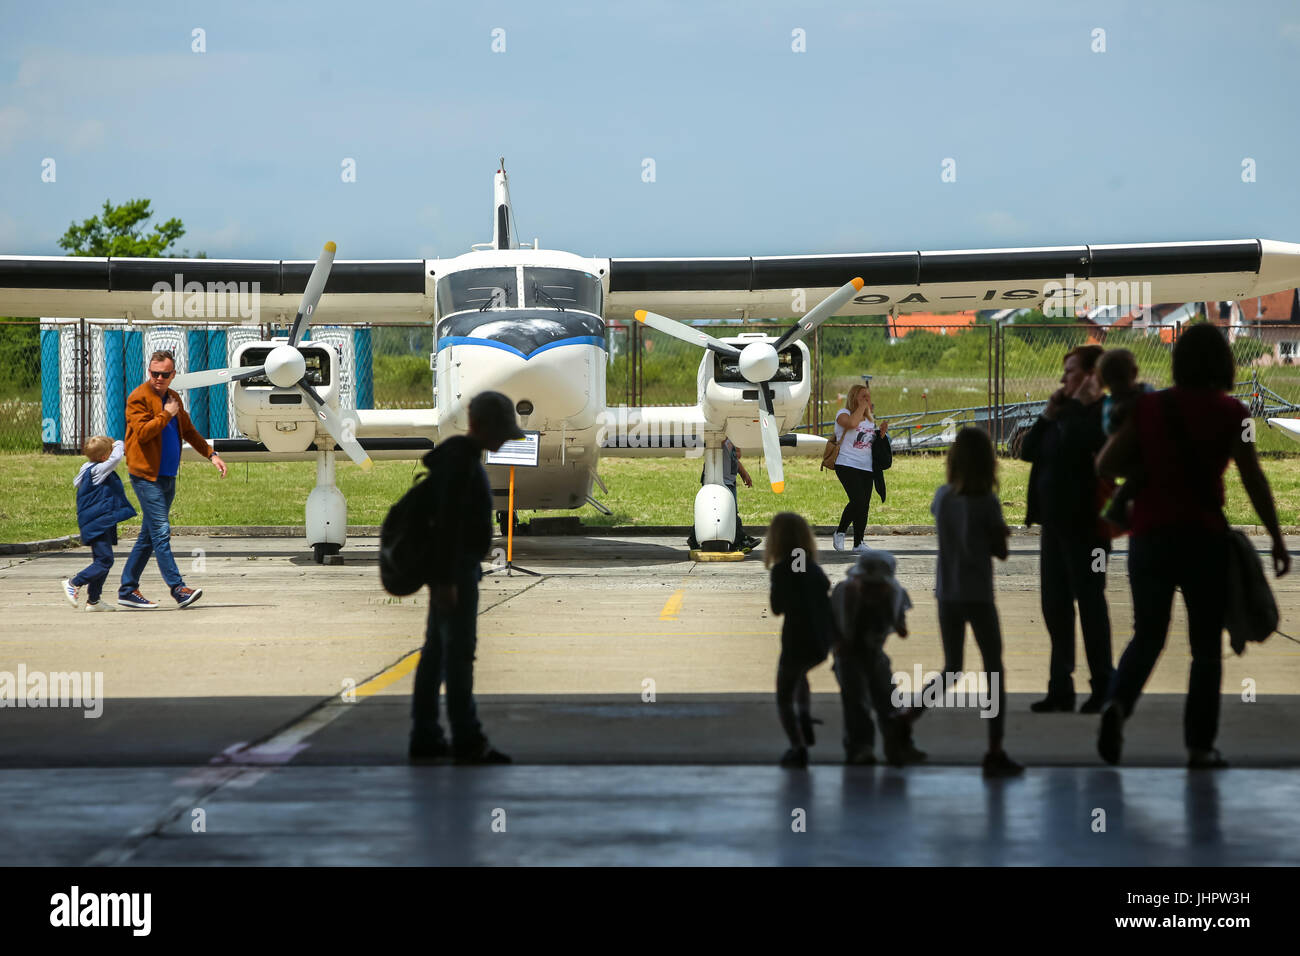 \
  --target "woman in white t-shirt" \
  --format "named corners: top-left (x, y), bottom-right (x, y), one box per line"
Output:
top-left (832, 383), bottom-right (887, 551)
